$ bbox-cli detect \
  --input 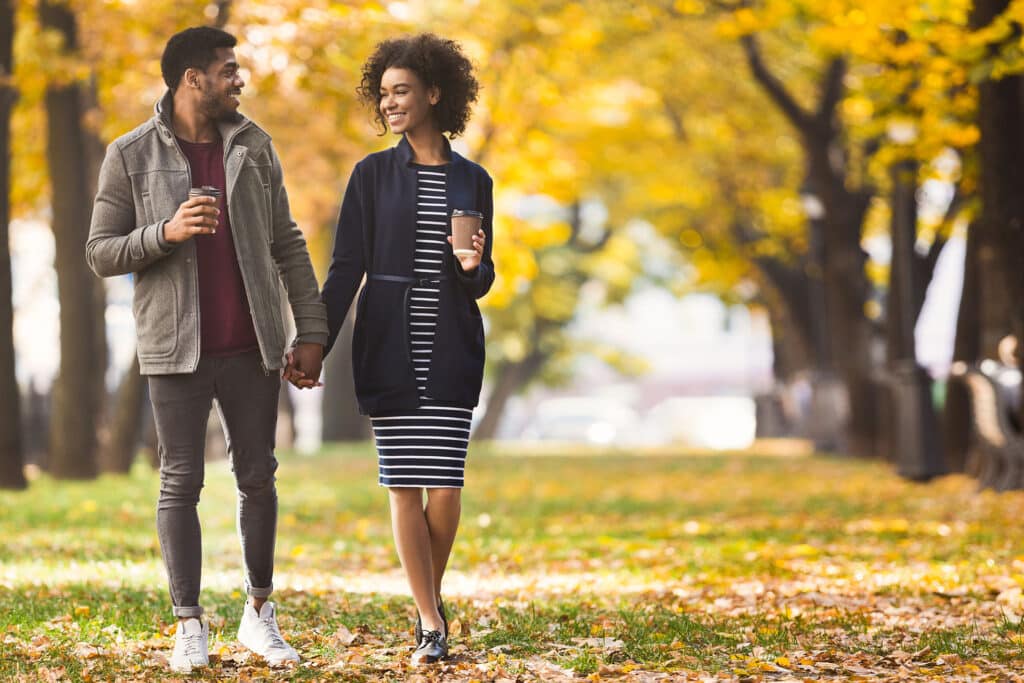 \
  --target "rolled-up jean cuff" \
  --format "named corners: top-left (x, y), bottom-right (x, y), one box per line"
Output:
top-left (247, 583), bottom-right (273, 599)
top-left (173, 605), bottom-right (204, 618)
